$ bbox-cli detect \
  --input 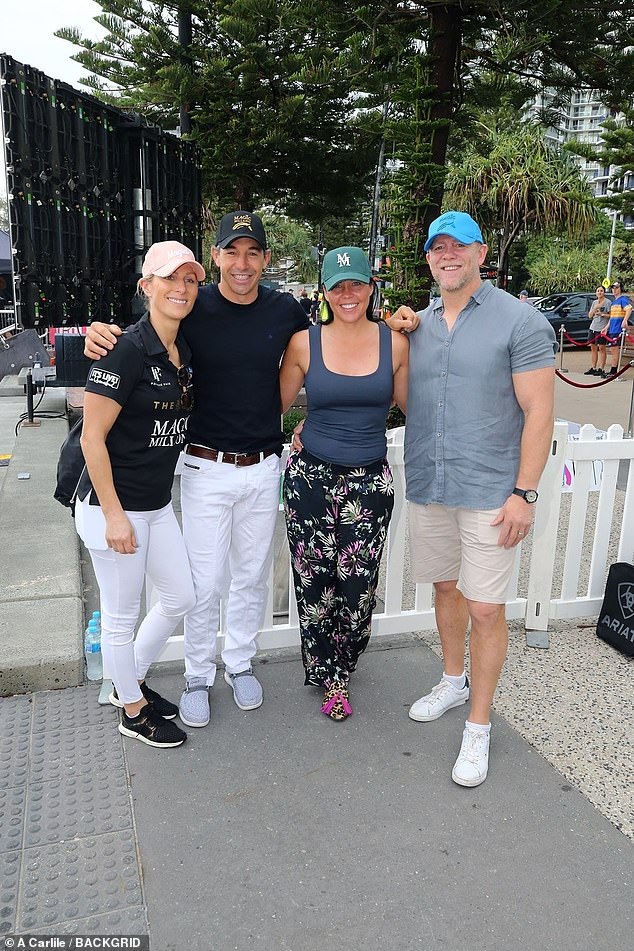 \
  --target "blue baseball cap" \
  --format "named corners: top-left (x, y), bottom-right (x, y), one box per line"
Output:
top-left (424, 211), bottom-right (484, 252)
